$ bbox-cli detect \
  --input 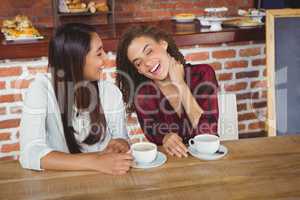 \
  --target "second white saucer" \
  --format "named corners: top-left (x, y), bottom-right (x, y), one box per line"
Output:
top-left (188, 144), bottom-right (228, 161)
